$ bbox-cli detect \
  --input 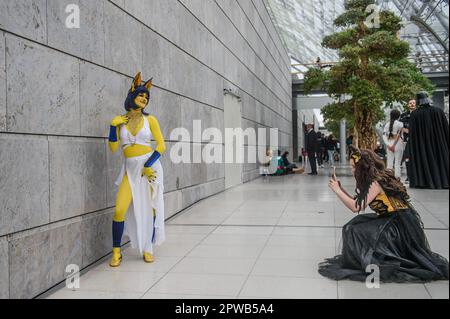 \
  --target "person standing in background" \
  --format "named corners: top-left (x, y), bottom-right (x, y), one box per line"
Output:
top-left (326, 135), bottom-right (337, 167)
top-left (317, 132), bottom-right (325, 168)
top-left (306, 124), bottom-right (319, 175)
top-left (399, 99), bottom-right (417, 184)
top-left (346, 135), bottom-right (354, 160)
top-left (383, 109), bottom-right (404, 178)
top-left (408, 92), bottom-right (449, 189)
